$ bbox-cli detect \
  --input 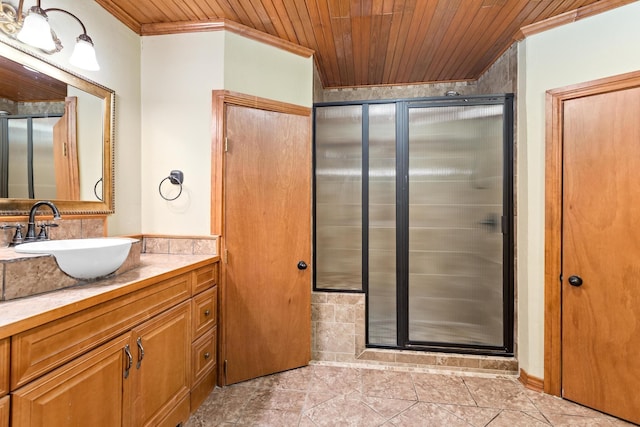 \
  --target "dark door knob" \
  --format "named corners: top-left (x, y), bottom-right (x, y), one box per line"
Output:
top-left (297, 261), bottom-right (308, 270)
top-left (568, 275), bottom-right (583, 287)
